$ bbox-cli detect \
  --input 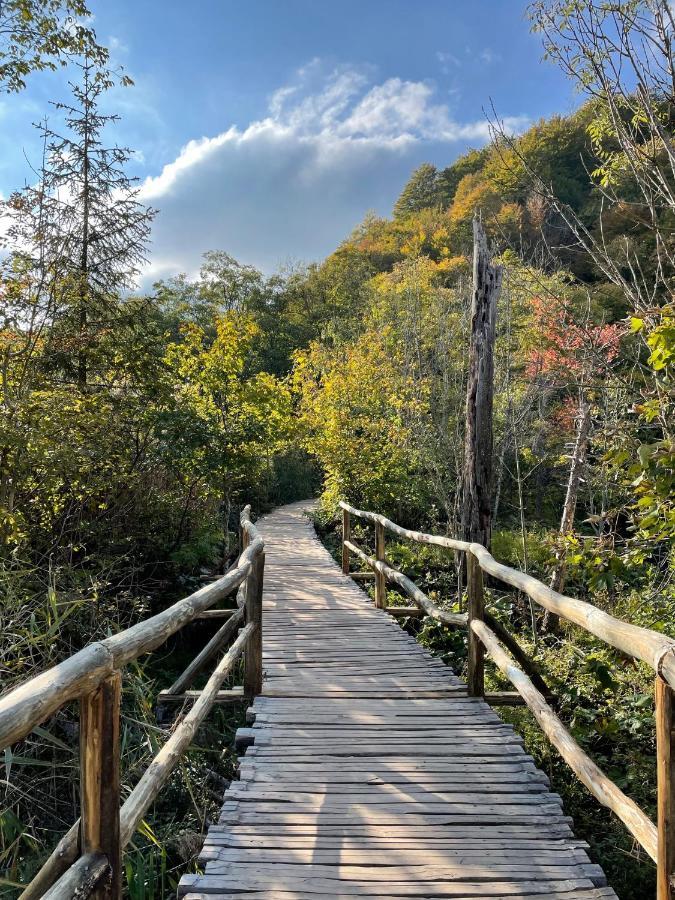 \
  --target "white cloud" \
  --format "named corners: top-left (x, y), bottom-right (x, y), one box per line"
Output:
top-left (436, 51), bottom-right (461, 74)
top-left (109, 35), bottom-right (129, 55)
top-left (137, 61), bottom-right (527, 280)
top-left (480, 48), bottom-right (502, 65)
